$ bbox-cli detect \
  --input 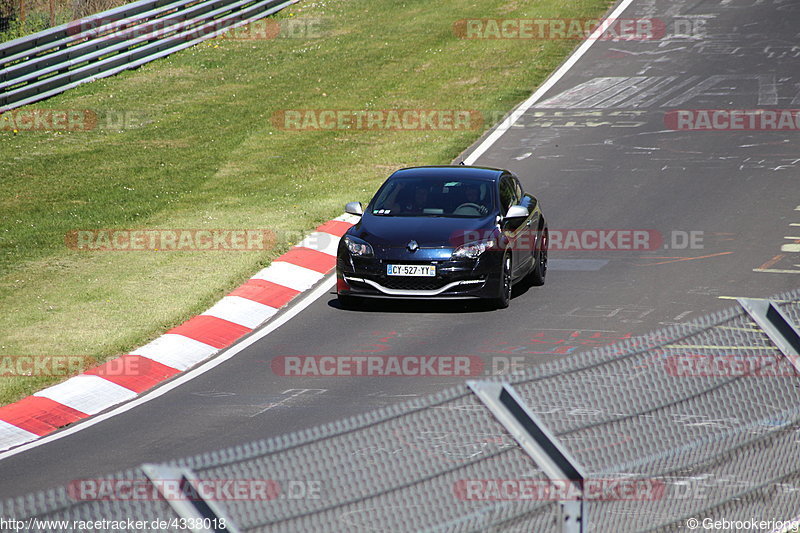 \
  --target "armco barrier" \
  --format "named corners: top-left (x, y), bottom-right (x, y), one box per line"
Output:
top-left (2, 289), bottom-right (799, 531)
top-left (0, 0), bottom-right (297, 111)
